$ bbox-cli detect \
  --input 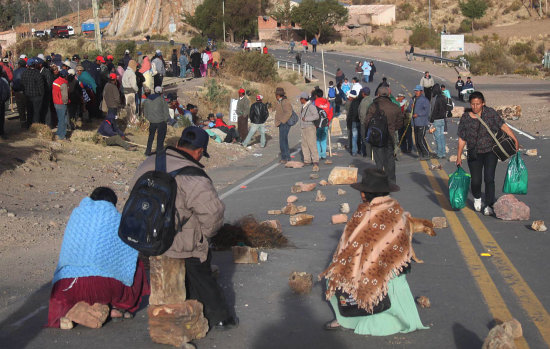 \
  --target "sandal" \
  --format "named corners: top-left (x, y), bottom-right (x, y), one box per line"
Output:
top-left (323, 320), bottom-right (350, 331)
top-left (111, 308), bottom-right (134, 322)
